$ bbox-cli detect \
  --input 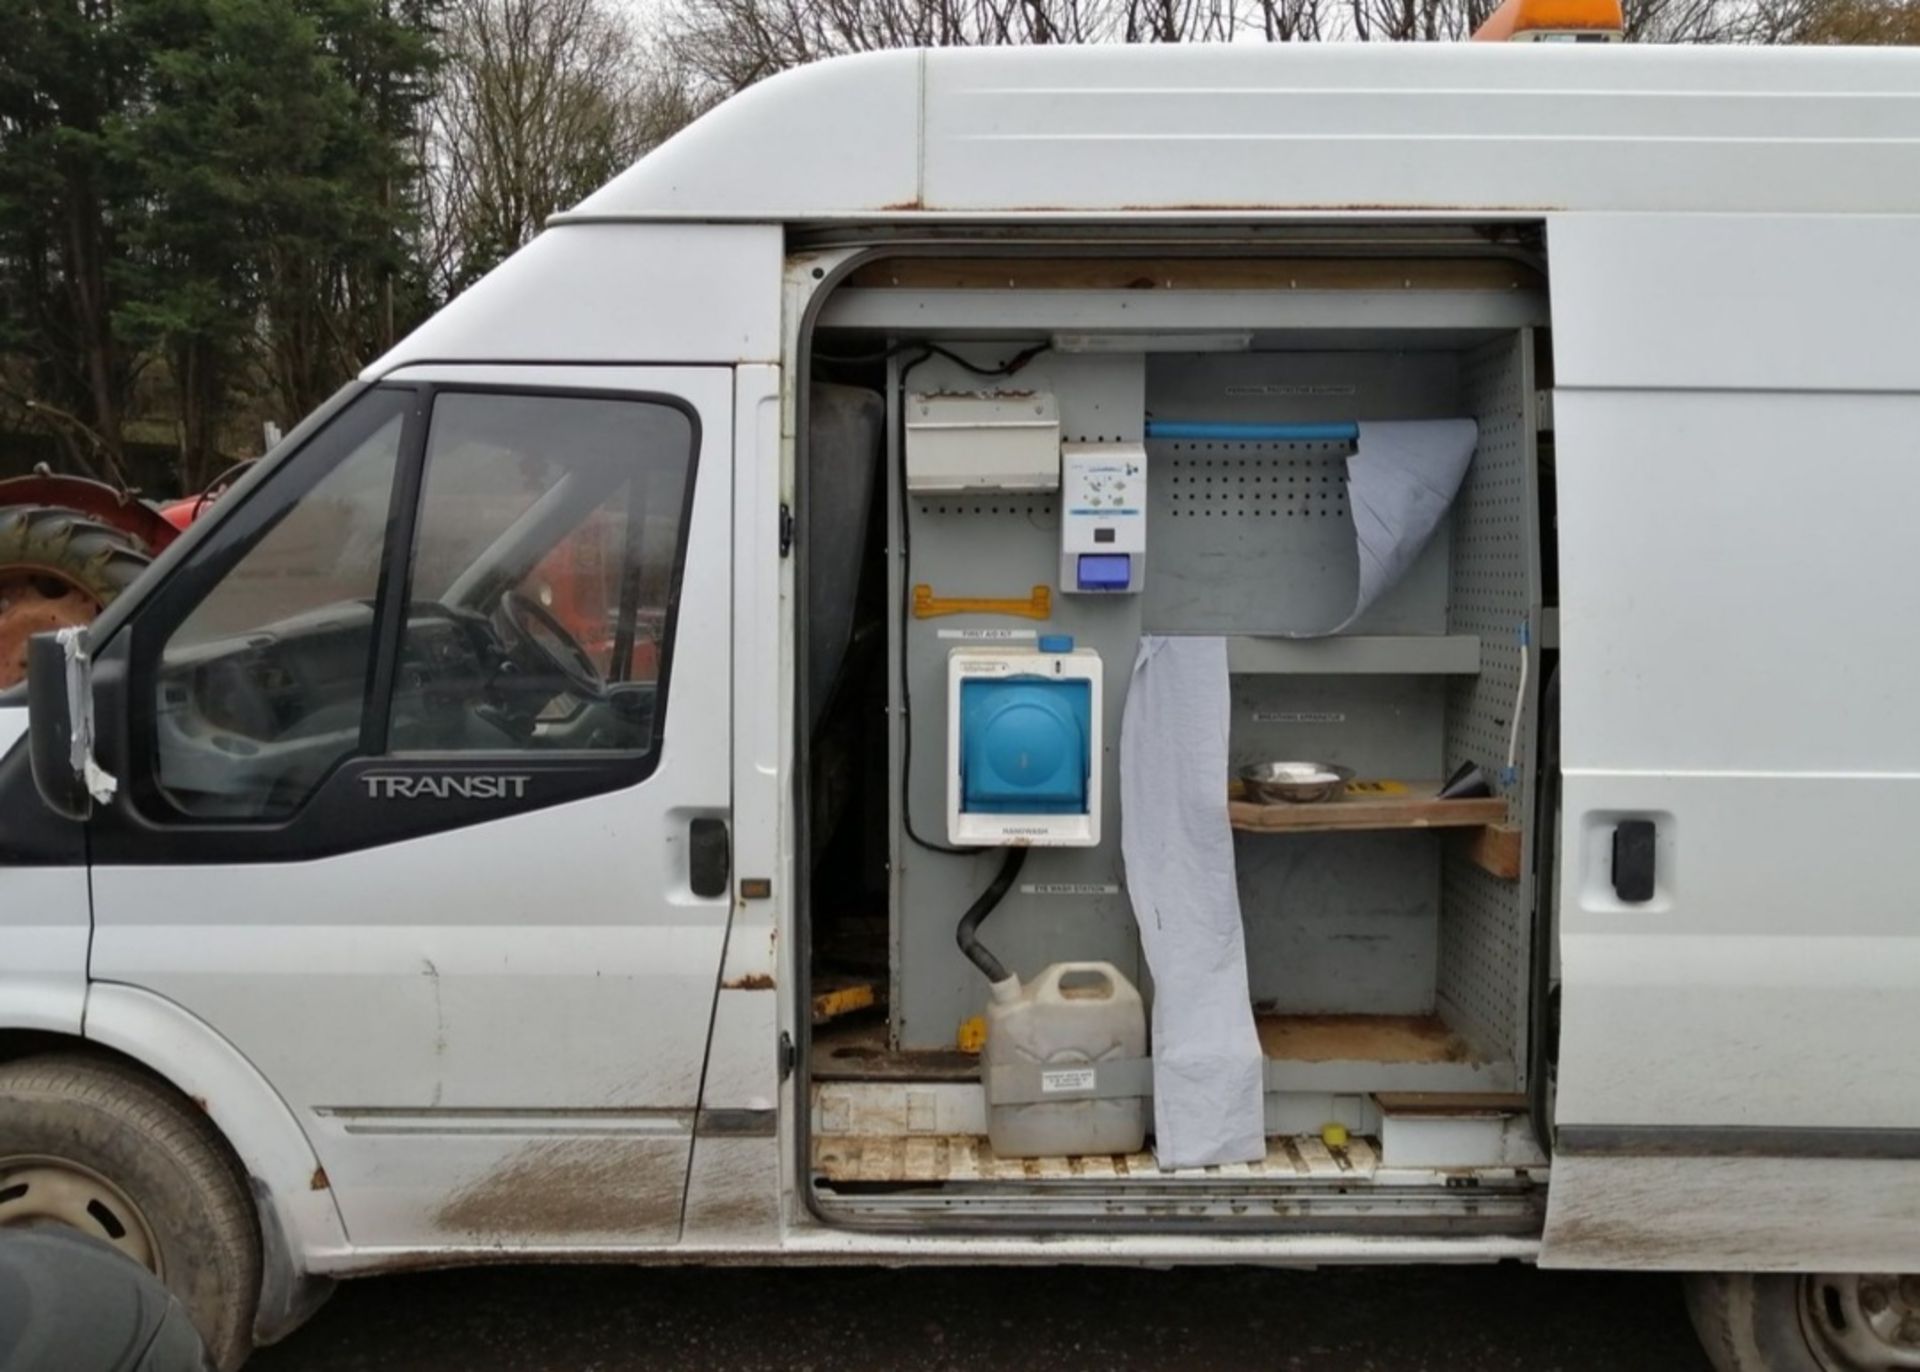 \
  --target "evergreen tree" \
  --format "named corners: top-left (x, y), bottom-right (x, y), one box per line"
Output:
top-left (1, 0), bottom-right (436, 488)
top-left (0, 0), bottom-right (142, 476)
